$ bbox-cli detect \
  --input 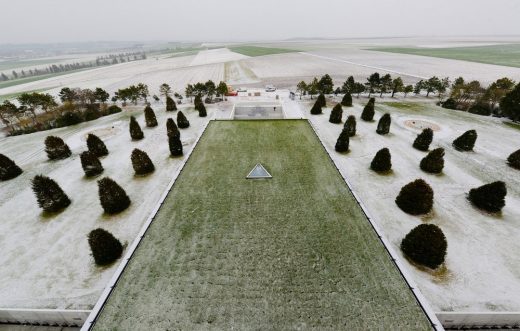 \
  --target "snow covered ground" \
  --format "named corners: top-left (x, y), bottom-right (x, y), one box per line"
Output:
top-left (0, 104), bottom-right (215, 309)
top-left (301, 97), bottom-right (520, 312)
